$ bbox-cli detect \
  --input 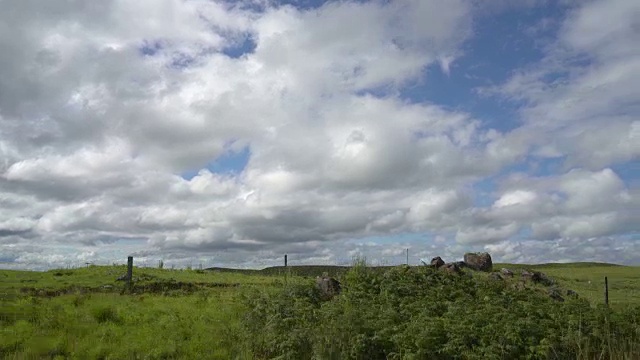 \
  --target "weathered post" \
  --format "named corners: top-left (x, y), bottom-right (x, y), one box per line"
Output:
top-left (406, 249), bottom-right (409, 265)
top-left (283, 254), bottom-right (288, 287)
top-left (605, 276), bottom-right (609, 307)
top-left (127, 256), bottom-right (133, 291)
